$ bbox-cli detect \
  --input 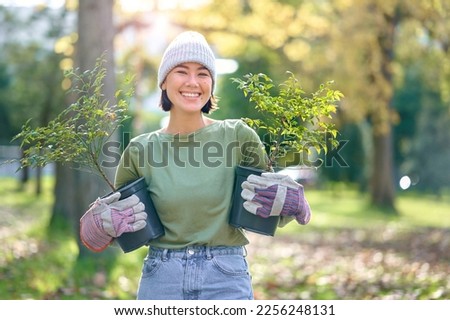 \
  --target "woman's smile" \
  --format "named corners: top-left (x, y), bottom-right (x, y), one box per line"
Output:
top-left (181, 91), bottom-right (201, 98)
top-left (162, 62), bottom-right (213, 114)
